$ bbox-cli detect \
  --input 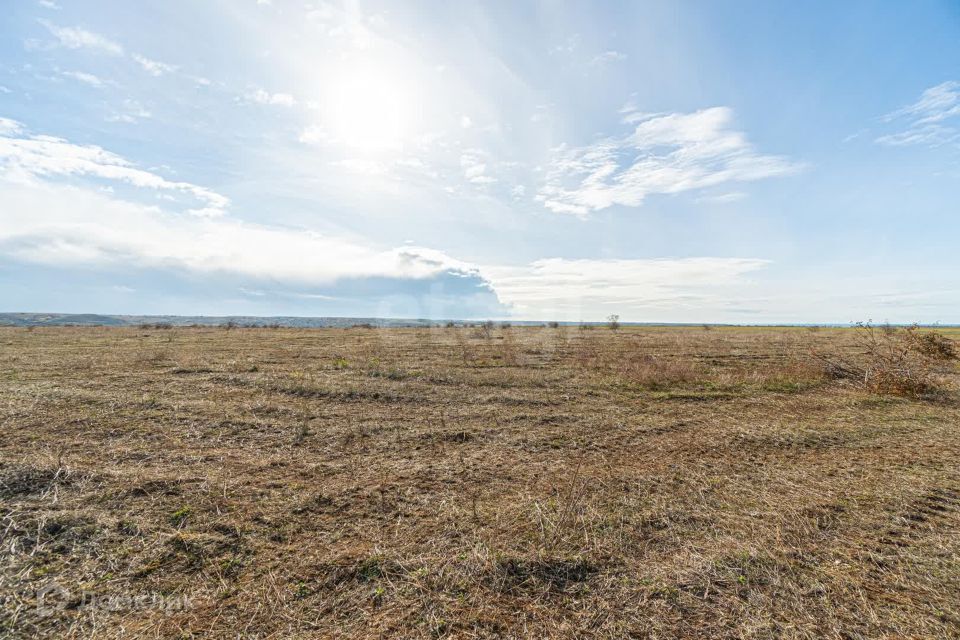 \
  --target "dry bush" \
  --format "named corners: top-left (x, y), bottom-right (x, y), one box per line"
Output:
top-left (478, 320), bottom-right (495, 340)
top-left (812, 322), bottom-right (956, 397)
top-left (905, 325), bottom-right (958, 360)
